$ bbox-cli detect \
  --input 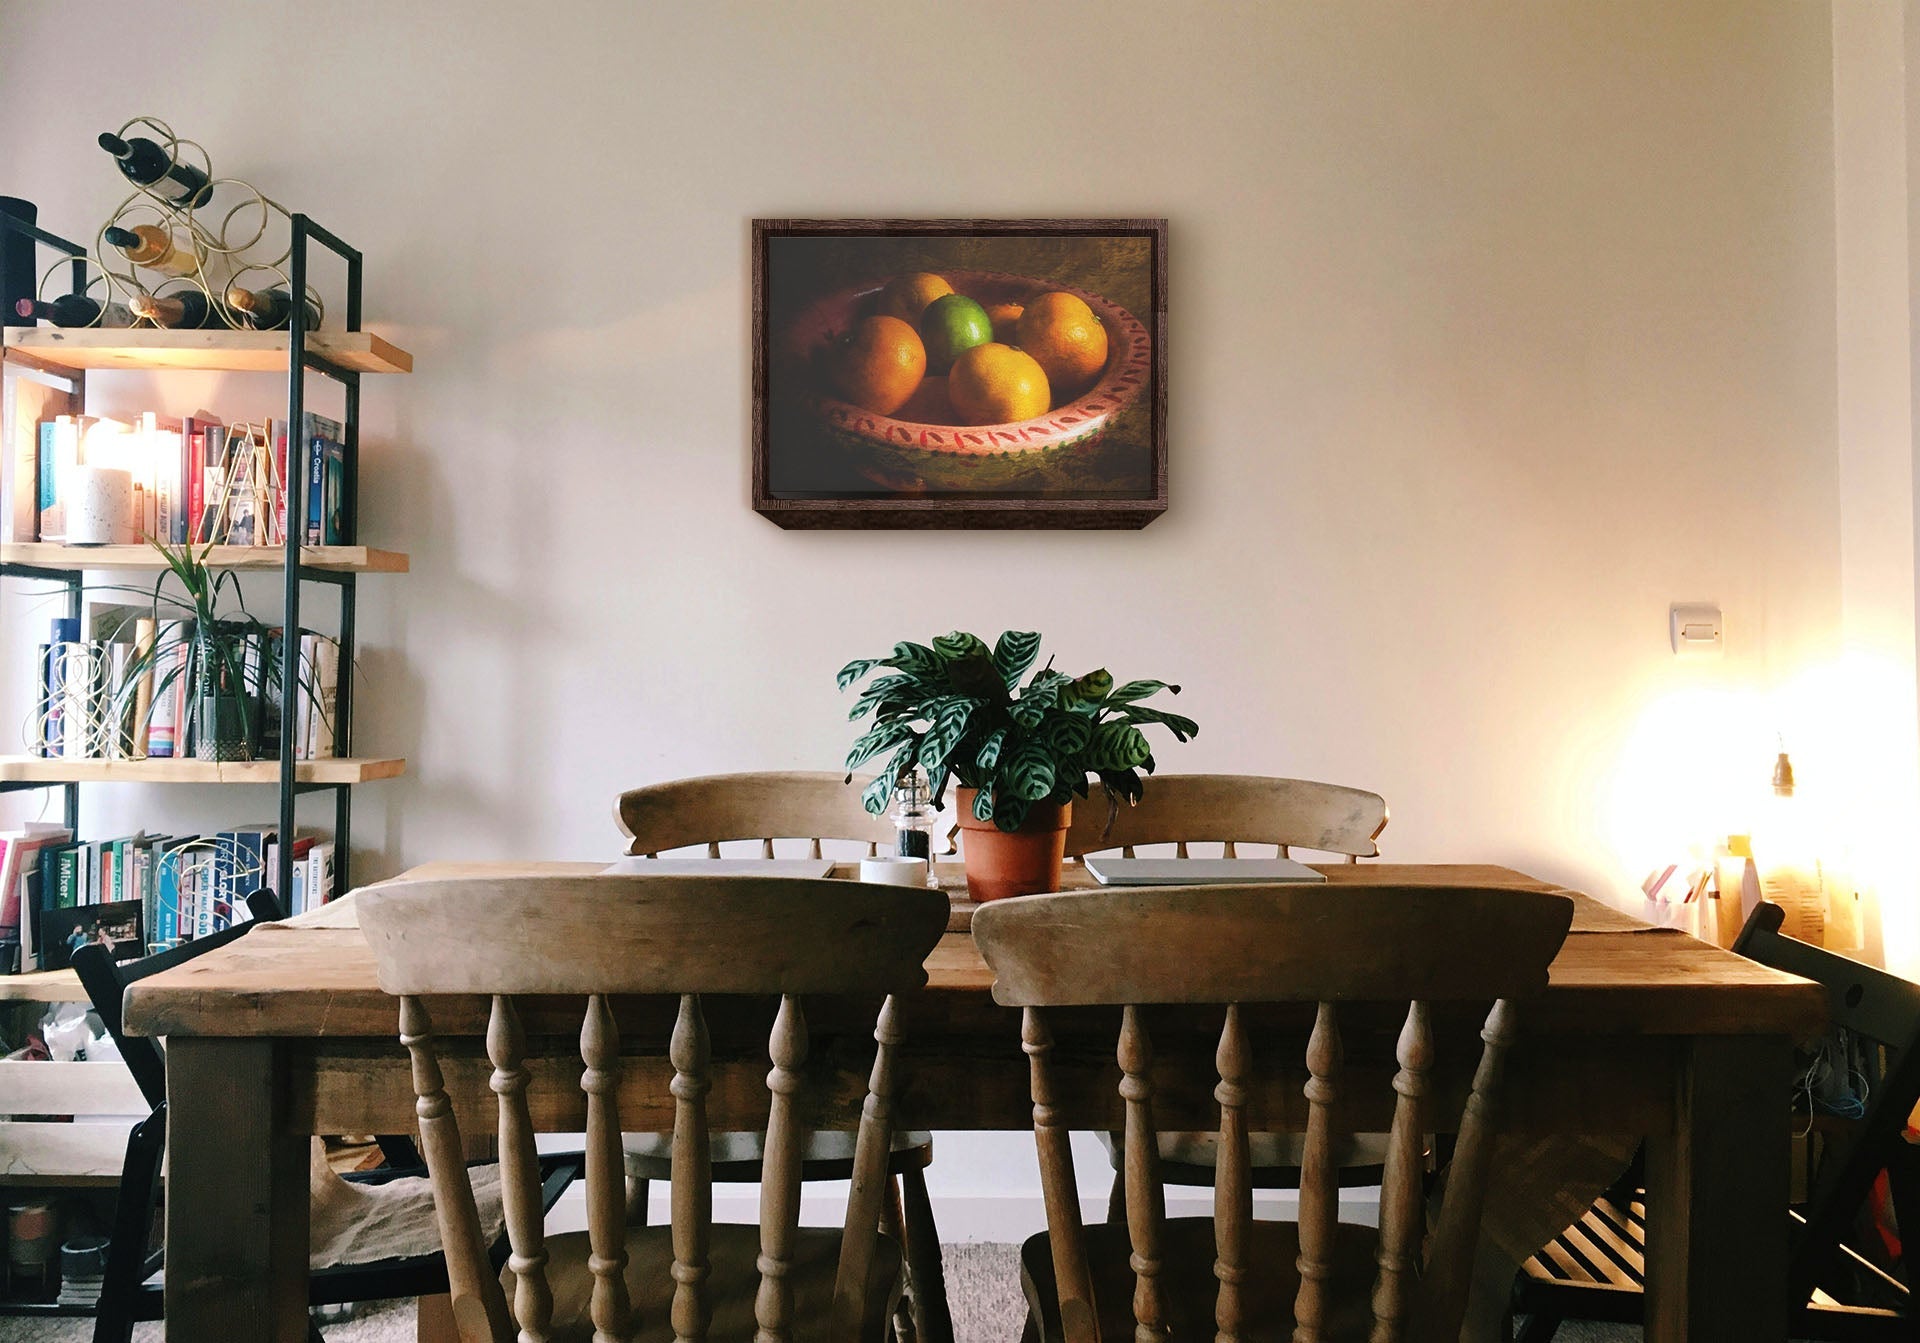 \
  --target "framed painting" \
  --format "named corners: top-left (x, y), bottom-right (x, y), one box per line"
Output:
top-left (753, 217), bottom-right (1166, 529)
